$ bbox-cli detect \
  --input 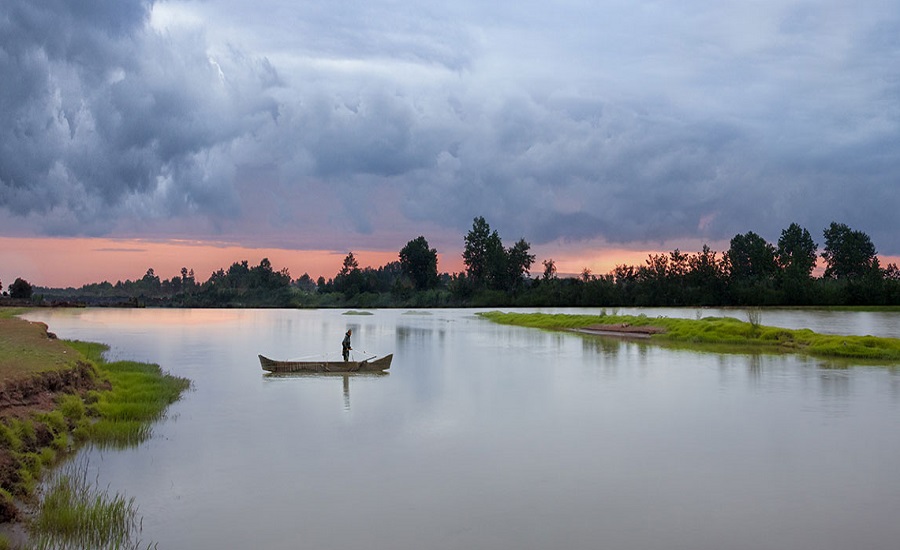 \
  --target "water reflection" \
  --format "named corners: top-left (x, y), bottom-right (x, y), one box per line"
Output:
top-left (16, 307), bottom-right (900, 550)
top-left (581, 334), bottom-right (627, 357)
top-left (263, 371), bottom-right (388, 411)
